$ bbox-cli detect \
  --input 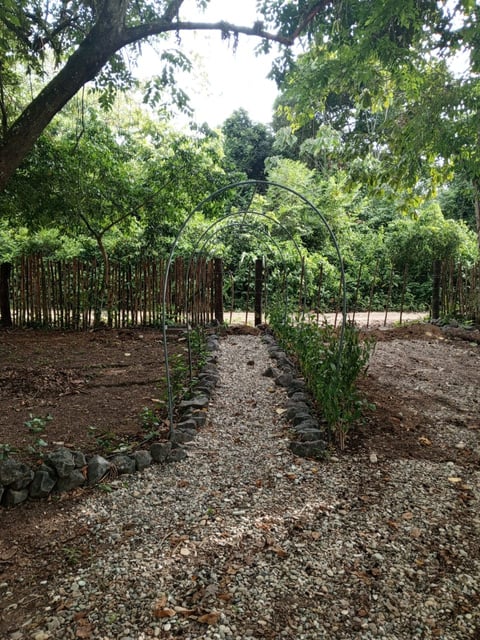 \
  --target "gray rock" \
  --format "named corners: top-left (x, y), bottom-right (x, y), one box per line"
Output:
top-left (295, 429), bottom-right (326, 442)
top-left (182, 411), bottom-right (207, 428)
top-left (179, 395), bottom-right (209, 410)
top-left (285, 403), bottom-right (311, 421)
top-left (171, 429), bottom-right (196, 444)
top-left (275, 372), bottom-right (294, 387)
top-left (288, 392), bottom-right (311, 405)
top-left (87, 455), bottom-right (110, 486)
top-left (132, 450), bottom-right (152, 471)
top-left (0, 459), bottom-right (34, 488)
top-left (291, 418), bottom-right (320, 432)
top-left (262, 366), bottom-right (277, 378)
top-left (72, 451), bottom-right (87, 468)
top-left (287, 379), bottom-right (306, 395)
top-left (289, 439), bottom-right (327, 460)
top-left (291, 412), bottom-right (314, 427)
top-left (206, 337), bottom-right (220, 351)
top-left (150, 441), bottom-right (171, 463)
top-left (201, 364), bottom-right (218, 376)
top-left (176, 418), bottom-right (198, 431)
top-left (3, 488), bottom-right (29, 507)
top-left (167, 447), bottom-right (188, 462)
top-left (45, 448), bottom-right (75, 479)
top-left (56, 469), bottom-right (86, 492)
top-left (29, 468), bottom-right (57, 498)
top-left (110, 455), bottom-right (136, 475)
